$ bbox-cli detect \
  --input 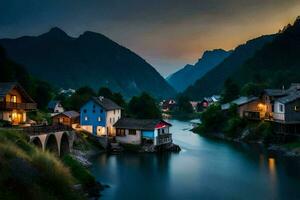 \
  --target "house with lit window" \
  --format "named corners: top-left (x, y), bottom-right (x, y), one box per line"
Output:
top-left (80, 96), bottom-right (122, 137)
top-left (0, 82), bottom-right (37, 125)
top-left (52, 110), bottom-right (79, 128)
top-left (113, 118), bottom-right (172, 146)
